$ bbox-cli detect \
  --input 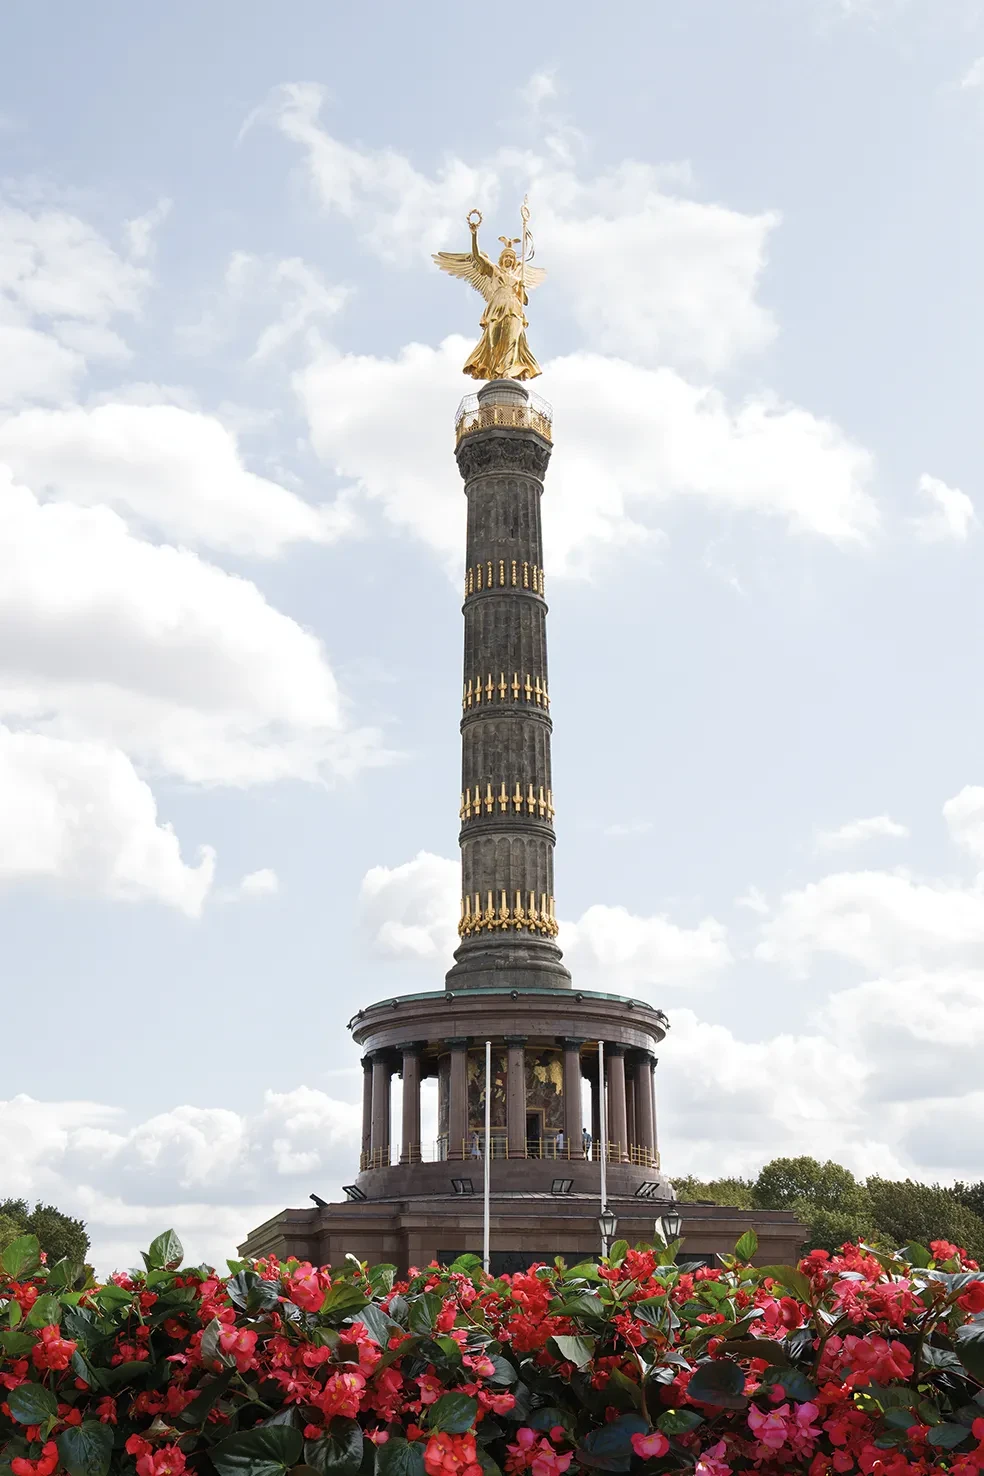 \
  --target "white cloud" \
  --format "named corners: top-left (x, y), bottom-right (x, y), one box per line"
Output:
top-left (0, 402), bottom-right (354, 556)
top-left (561, 904), bottom-right (731, 991)
top-left (913, 473), bottom-right (975, 542)
top-left (297, 338), bottom-right (876, 574)
top-left (238, 868), bottom-right (280, 898)
top-left (0, 727), bottom-right (214, 915)
top-left (960, 57), bottom-right (984, 89)
top-left (0, 198), bottom-right (146, 404)
top-left (943, 785), bottom-right (984, 864)
top-left (358, 850), bottom-right (730, 990)
top-left (265, 82), bottom-right (776, 375)
top-left (759, 785), bottom-right (984, 976)
top-left (0, 1087), bottom-right (359, 1273)
top-left (816, 814), bottom-right (909, 851)
top-left (360, 851), bottom-right (459, 959)
top-left (0, 466), bottom-right (373, 787)
top-left (124, 198), bottom-right (172, 261)
top-left (179, 251), bottom-right (349, 363)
